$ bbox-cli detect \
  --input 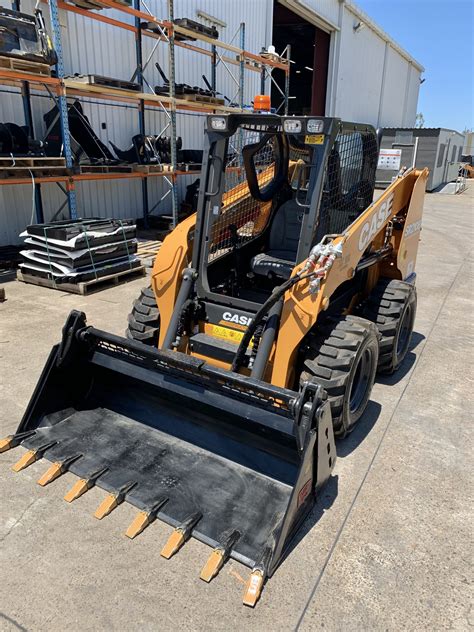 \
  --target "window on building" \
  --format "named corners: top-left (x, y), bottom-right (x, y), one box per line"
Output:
top-left (451, 145), bottom-right (457, 163)
top-left (458, 147), bottom-right (463, 161)
top-left (437, 144), bottom-right (446, 168)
